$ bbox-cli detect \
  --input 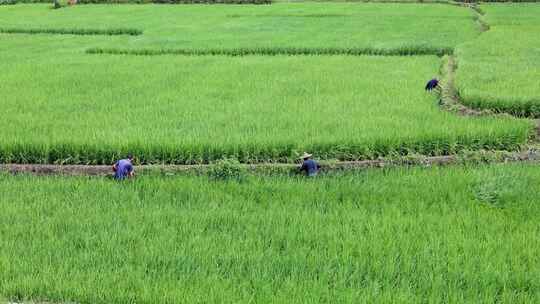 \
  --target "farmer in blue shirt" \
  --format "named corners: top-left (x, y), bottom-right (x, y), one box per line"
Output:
top-left (299, 152), bottom-right (320, 177)
top-left (112, 154), bottom-right (135, 180)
